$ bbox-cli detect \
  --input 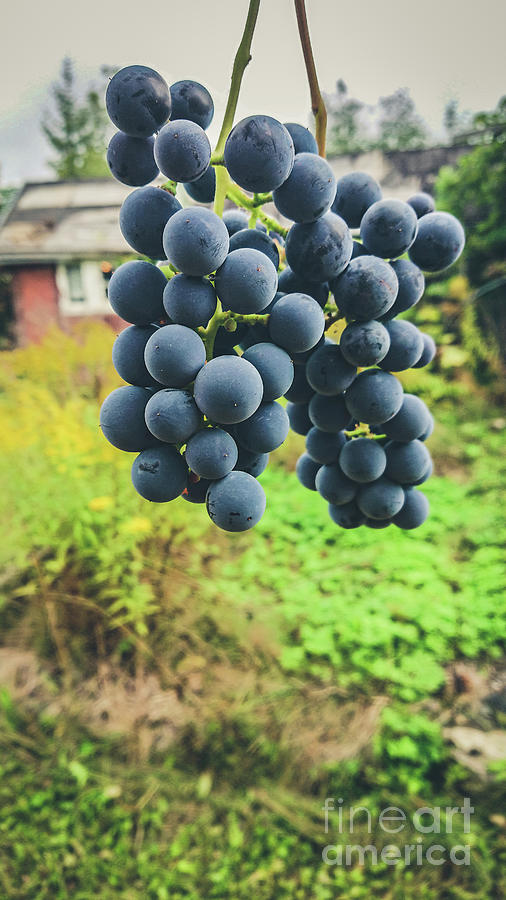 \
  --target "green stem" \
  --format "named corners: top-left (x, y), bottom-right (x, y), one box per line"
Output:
top-left (212, 0), bottom-right (260, 215)
top-left (161, 180), bottom-right (178, 195)
top-left (294, 0), bottom-right (327, 157)
top-left (226, 184), bottom-right (288, 236)
top-left (213, 0), bottom-right (261, 160)
top-left (199, 308), bottom-right (270, 360)
top-left (344, 427), bottom-right (386, 440)
top-left (214, 167), bottom-right (230, 218)
top-left (201, 301), bottom-right (223, 360)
